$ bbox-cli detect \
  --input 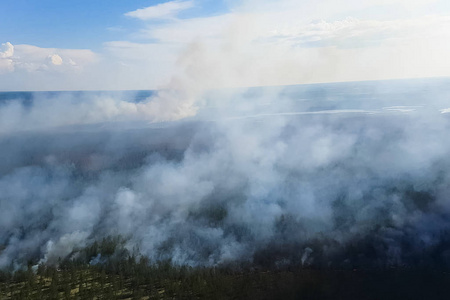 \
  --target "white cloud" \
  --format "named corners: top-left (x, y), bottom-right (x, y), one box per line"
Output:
top-left (264, 15), bottom-right (450, 48)
top-left (137, 14), bottom-right (233, 43)
top-left (11, 44), bottom-right (97, 72)
top-left (0, 59), bottom-right (14, 74)
top-left (77, 0), bottom-right (450, 91)
top-left (48, 54), bottom-right (63, 65)
top-left (118, 4), bottom-right (450, 90)
top-left (103, 40), bottom-right (179, 61)
top-left (125, 0), bottom-right (194, 20)
top-left (0, 43), bottom-right (100, 91)
top-left (0, 42), bottom-right (14, 58)
top-left (238, 0), bottom-right (439, 16)
top-left (2, 0), bottom-right (450, 91)
top-left (0, 42), bottom-right (15, 74)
